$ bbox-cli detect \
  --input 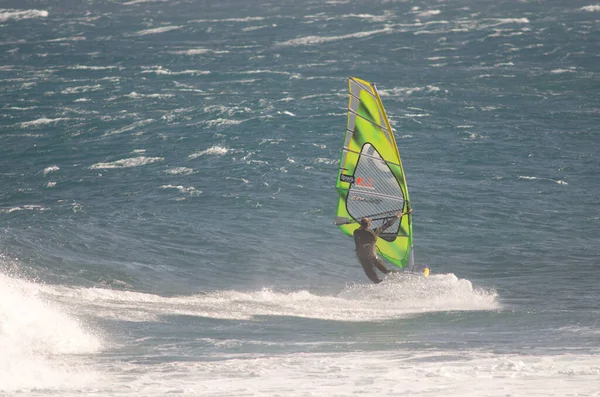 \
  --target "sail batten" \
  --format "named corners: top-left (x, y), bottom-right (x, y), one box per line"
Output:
top-left (335, 77), bottom-right (413, 269)
top-left (347, 108), bottom-right (390, 132)
top-left (341, 147), bottom-right (403, 167)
